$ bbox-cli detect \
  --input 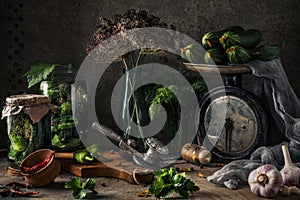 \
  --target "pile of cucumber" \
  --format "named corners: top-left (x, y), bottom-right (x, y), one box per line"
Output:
top-left (181, 26), bottom-right (280, 64)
